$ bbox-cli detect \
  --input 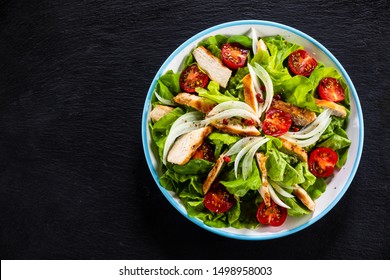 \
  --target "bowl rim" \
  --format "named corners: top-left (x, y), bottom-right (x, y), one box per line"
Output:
top-left (141, 19), bottom-right (364, 240)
